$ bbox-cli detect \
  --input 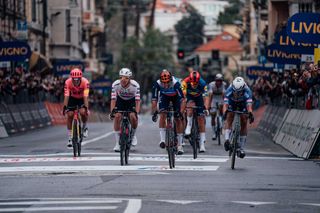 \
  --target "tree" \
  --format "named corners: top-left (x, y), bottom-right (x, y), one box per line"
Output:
top-left (118, 28), bottom-right (174, 95)
top-left (174, 4), bottom-right (205, 53)
top-left (217, 0), bottom-right (243, 25)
